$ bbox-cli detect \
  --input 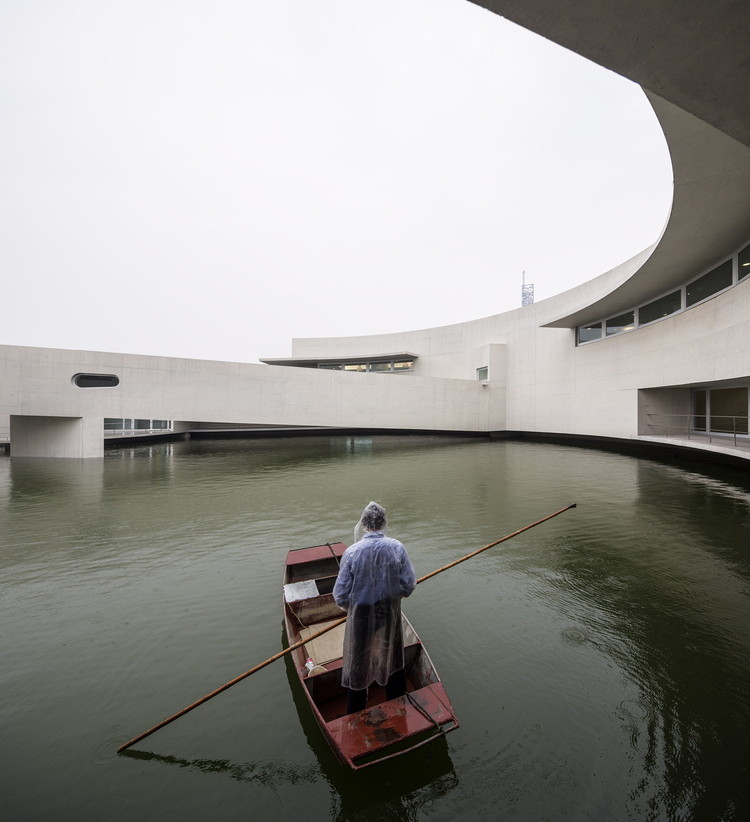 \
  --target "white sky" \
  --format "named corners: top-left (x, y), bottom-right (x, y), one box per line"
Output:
top-left (1, 0), bottom-right (672, 364)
